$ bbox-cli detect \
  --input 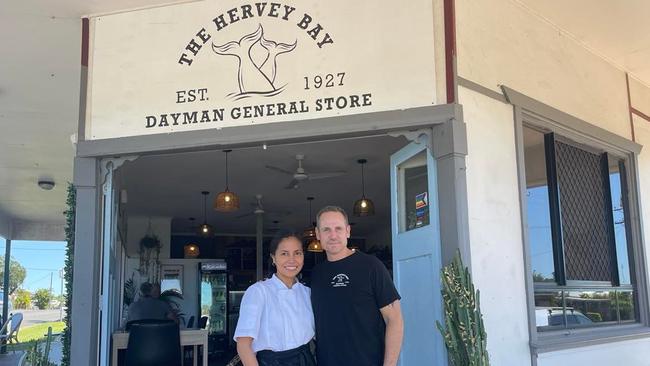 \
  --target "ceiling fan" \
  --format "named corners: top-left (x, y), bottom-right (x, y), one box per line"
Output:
top-left (265, 154), bottom-right (346, 189)
top-left (236, 194), bottom-right (291, 219)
